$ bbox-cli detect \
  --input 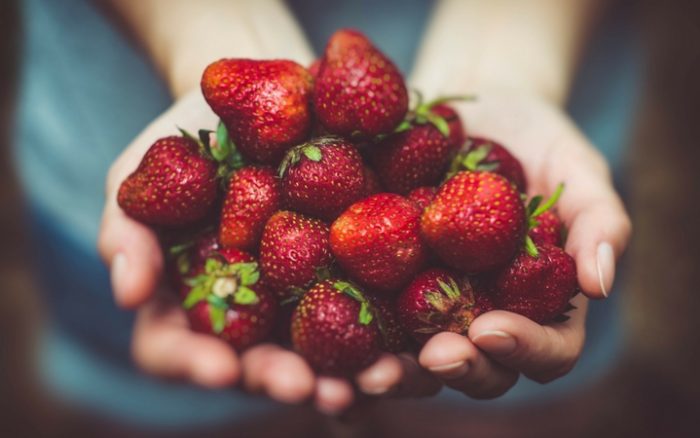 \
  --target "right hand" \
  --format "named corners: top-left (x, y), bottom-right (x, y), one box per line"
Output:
top-left (98, 89), bottom-right (441, 414)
